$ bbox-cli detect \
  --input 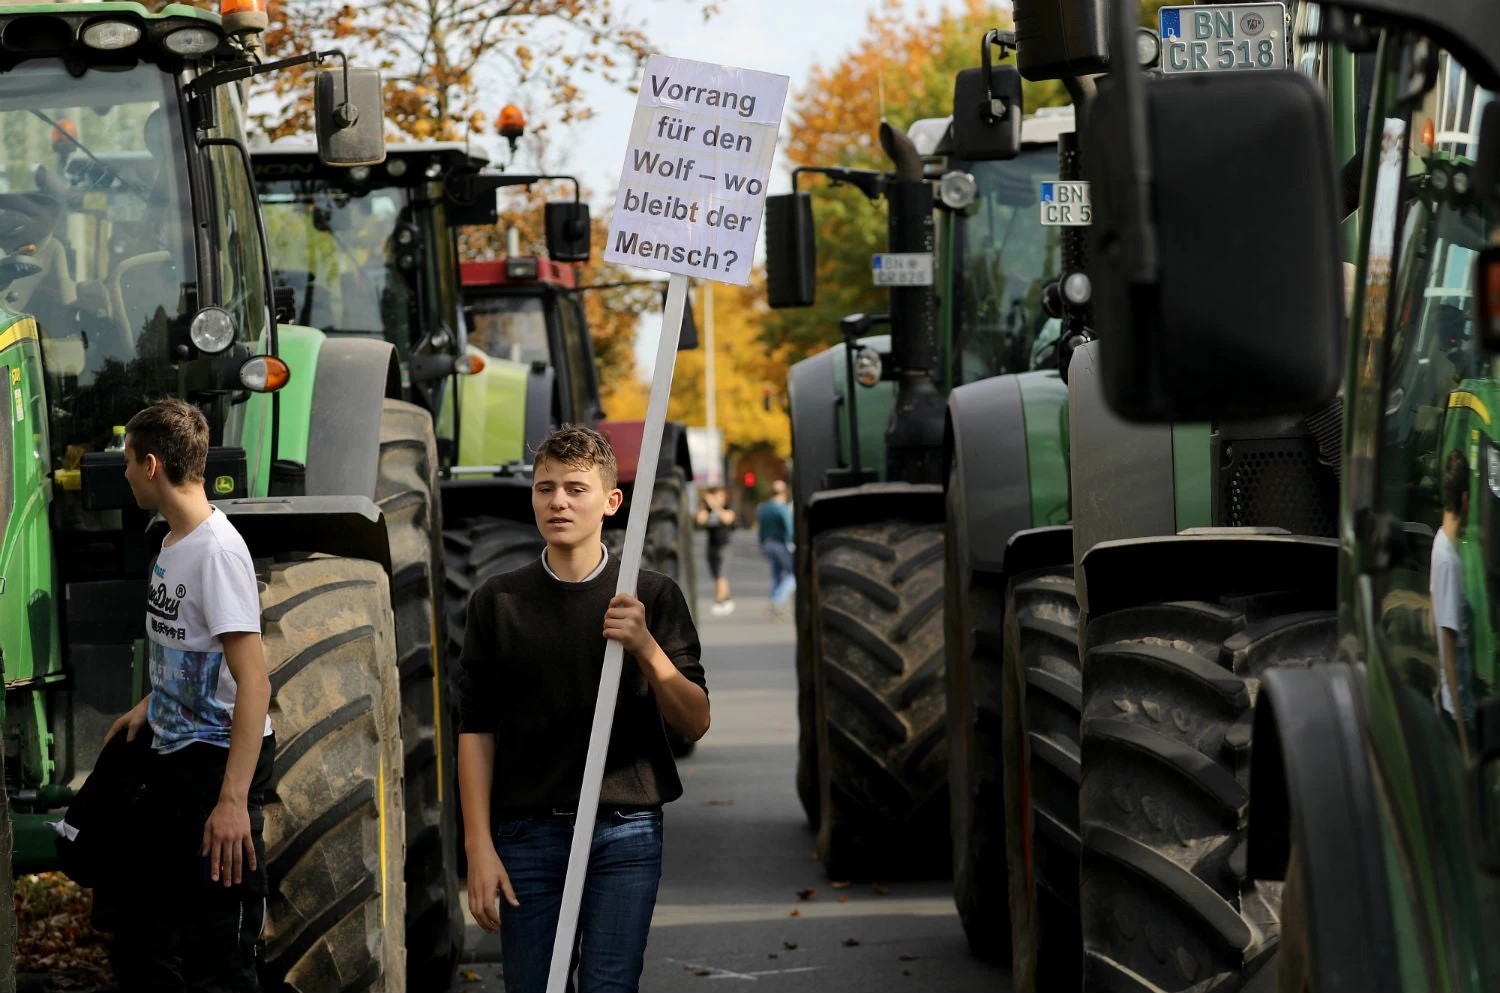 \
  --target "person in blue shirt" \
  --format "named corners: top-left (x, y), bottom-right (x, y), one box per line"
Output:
top-left (755, 480), bottom-right (795, 620)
